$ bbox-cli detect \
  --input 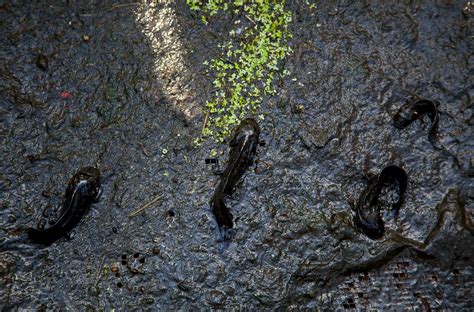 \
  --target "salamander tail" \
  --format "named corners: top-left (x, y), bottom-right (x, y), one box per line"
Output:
top-left (27, 227), bottom-right (62, 246)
